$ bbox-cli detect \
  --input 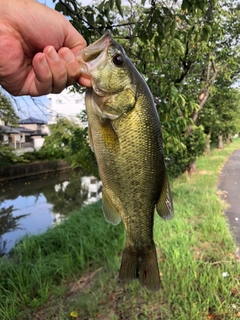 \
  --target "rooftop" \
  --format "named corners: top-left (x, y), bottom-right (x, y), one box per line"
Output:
top-left (0, 125), bottom-right (20, 134)
top-left (18, 117), bottom-right (46, 125)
